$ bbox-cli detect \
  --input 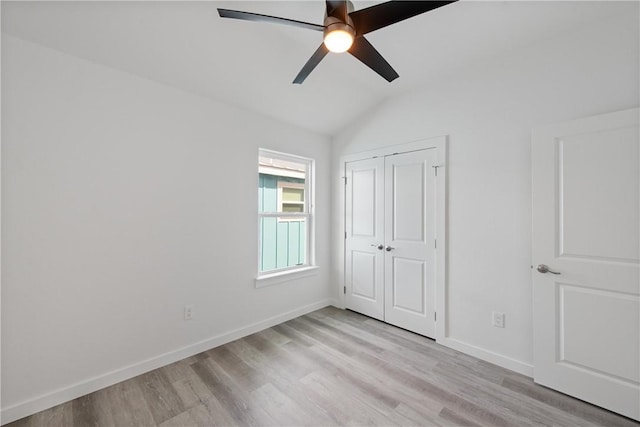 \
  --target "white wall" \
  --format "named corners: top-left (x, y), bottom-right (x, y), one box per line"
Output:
top-left (331, 11), bottom-right (639, 373)
top-left (1, 35), bottom-right (332, 422)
